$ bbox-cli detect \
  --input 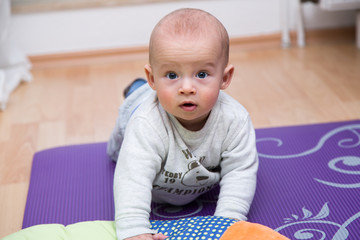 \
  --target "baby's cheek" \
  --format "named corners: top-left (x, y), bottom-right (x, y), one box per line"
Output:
top-left (201, 93), bottom-right (218, 110)
top-left (157, 90), bottom-right (175, 109)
